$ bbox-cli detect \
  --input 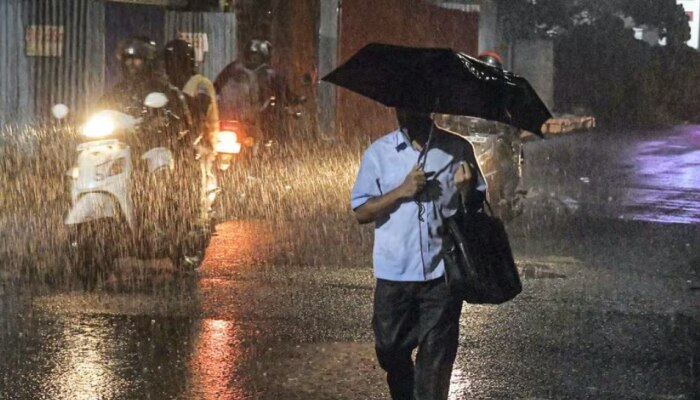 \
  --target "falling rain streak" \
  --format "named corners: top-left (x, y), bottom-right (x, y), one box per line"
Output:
top-left (1, 0), bottom-right (699, 399)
